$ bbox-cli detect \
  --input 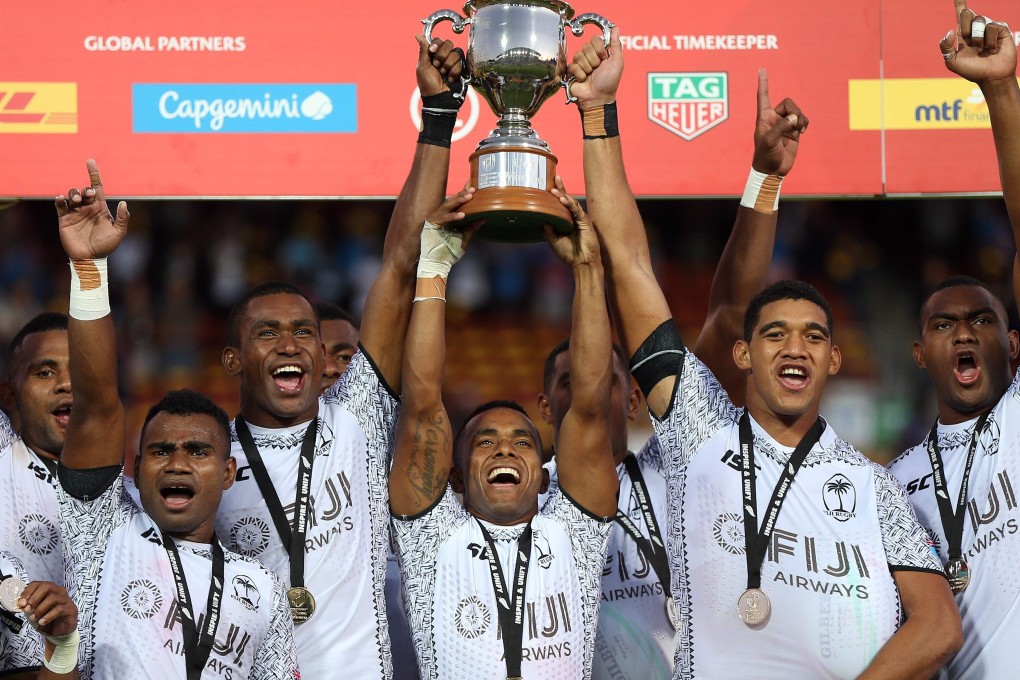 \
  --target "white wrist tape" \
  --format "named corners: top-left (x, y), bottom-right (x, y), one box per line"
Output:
top-left (43, 628), bottom-right (80, 674)
top-left (68, 258), bottom-right (110, 320)
top-left (740, 168), bottom-right (783, 215)
top-left (417, 220), bottom-right (465, 280)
